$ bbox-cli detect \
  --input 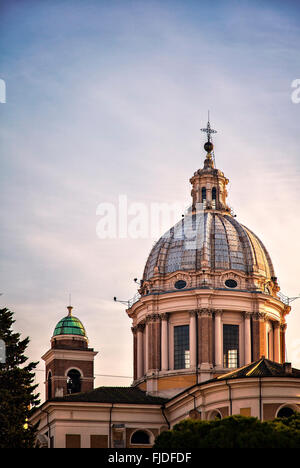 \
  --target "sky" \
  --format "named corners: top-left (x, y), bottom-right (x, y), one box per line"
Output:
top-left (0, 0), bottom-right (299, 401)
